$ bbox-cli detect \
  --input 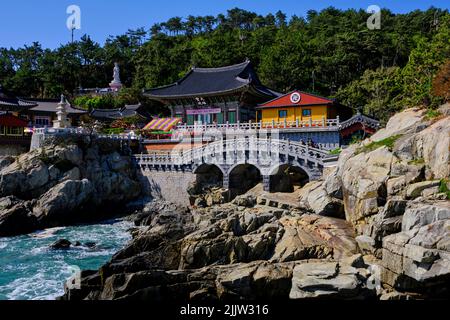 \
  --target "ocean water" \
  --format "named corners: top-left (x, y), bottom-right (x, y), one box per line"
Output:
top-left (0, 219), bottom-right (132, 300)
